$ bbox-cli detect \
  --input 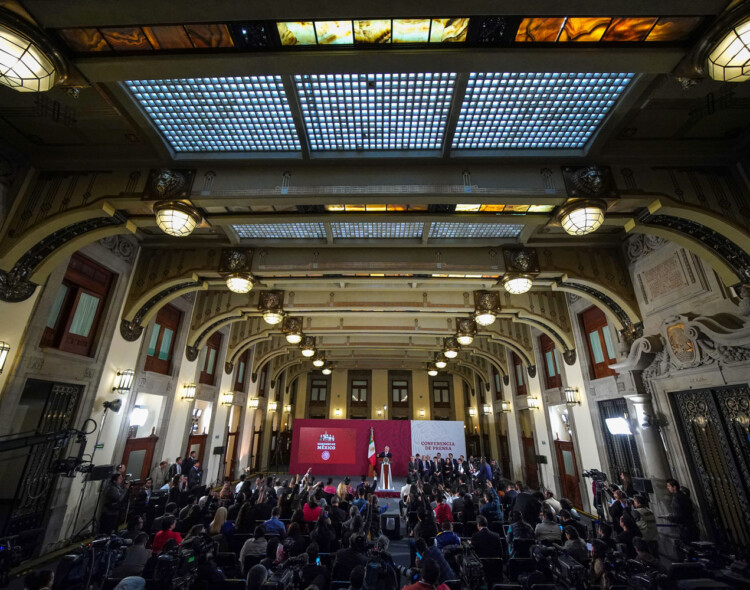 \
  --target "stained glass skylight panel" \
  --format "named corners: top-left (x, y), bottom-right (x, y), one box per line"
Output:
top-left (452, 72), bottom-right (634, 150)
top-left (331, 222), bottom-right (423, 239)
top-left (295, 73), bottom-right (456, 151)
top-left (232, 223), bottom-right (325, 239)
top-left (429, 222), bottom-right (523, 239)
top-left (126, 76), bottom-right (301, 152)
